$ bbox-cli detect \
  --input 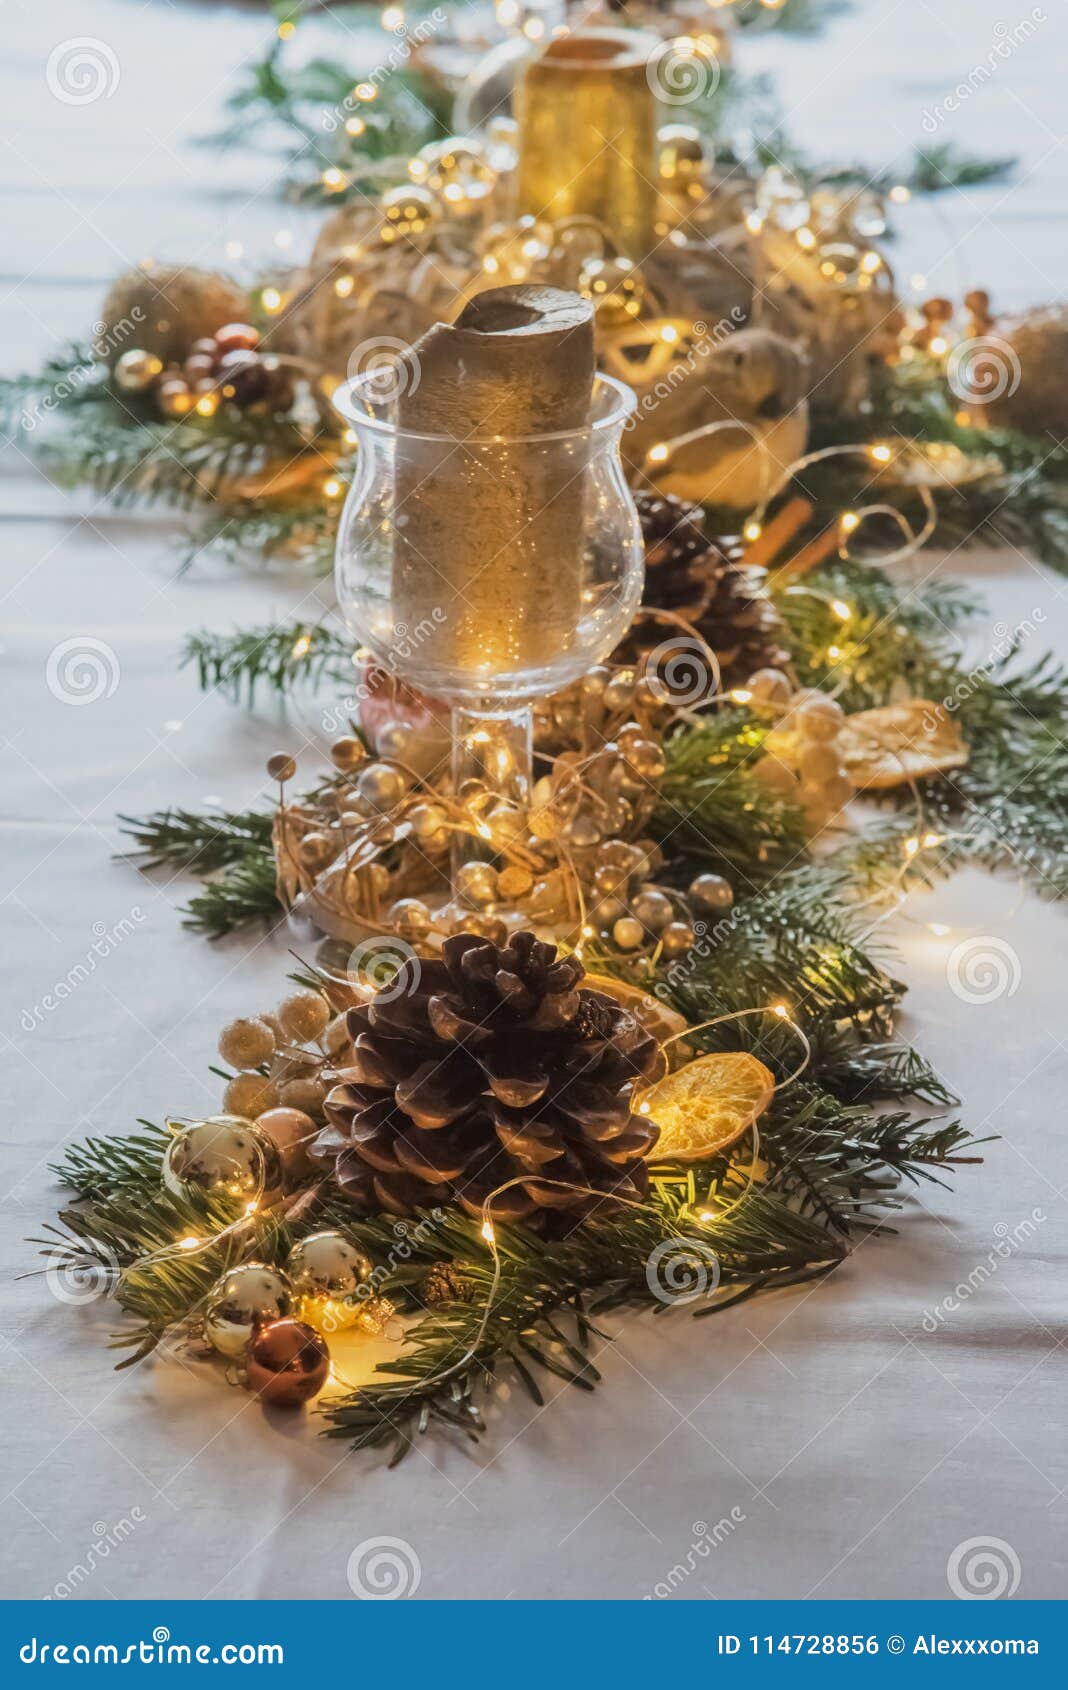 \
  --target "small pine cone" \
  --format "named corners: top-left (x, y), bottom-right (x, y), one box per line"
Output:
top-left (311, 931), bottom-right (660, 1236)
top-left (619, 495), bottom-right (789, 694)
top-left (422, 1262), bottom-right (473, 1305)
top-left (633, 489), bottom-right (723, 620)
top-left (699, 540), bottom-right (792, 689)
